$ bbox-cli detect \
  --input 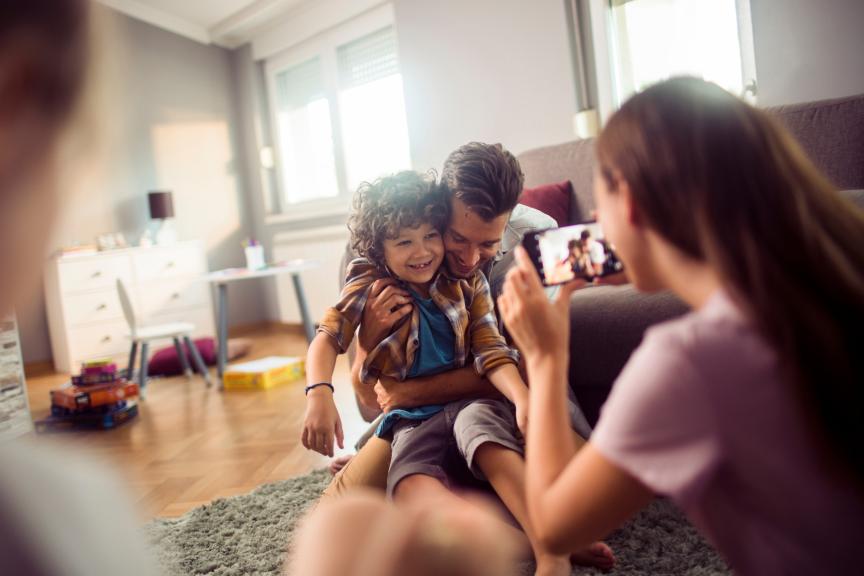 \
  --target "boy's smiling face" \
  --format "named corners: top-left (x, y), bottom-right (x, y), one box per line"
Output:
top-left (382, 222), bottom-right (444, 289)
